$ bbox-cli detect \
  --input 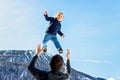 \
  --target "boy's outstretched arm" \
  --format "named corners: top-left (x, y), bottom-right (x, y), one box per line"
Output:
top-left (44, 11), bottom-right (48, 16)
top-left (58, 30), bottom-right (64, 37)
top-left (57, 26), bottom-right (64, 38)
top-left (44, 11), bottom-right (53, 21)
